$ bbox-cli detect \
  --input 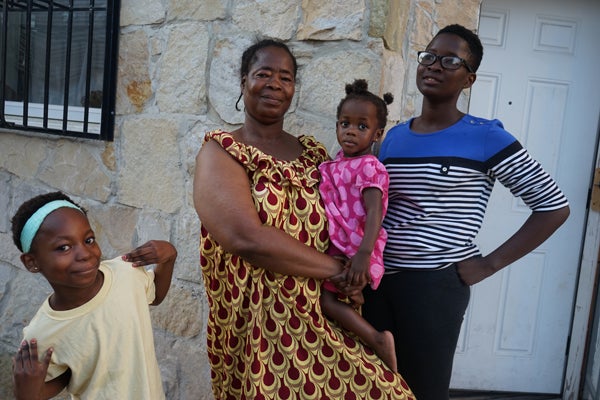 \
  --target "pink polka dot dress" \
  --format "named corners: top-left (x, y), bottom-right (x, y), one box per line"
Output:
top-left (319, 151), bottom-right (389, 290)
